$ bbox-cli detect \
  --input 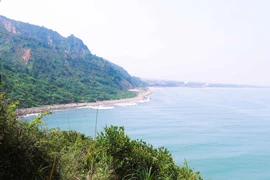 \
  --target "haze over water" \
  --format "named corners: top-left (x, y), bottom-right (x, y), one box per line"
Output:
top-left (25, 87), bottom-right (270, 180)
top-left (2, 1), bottom-right (270, 86)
